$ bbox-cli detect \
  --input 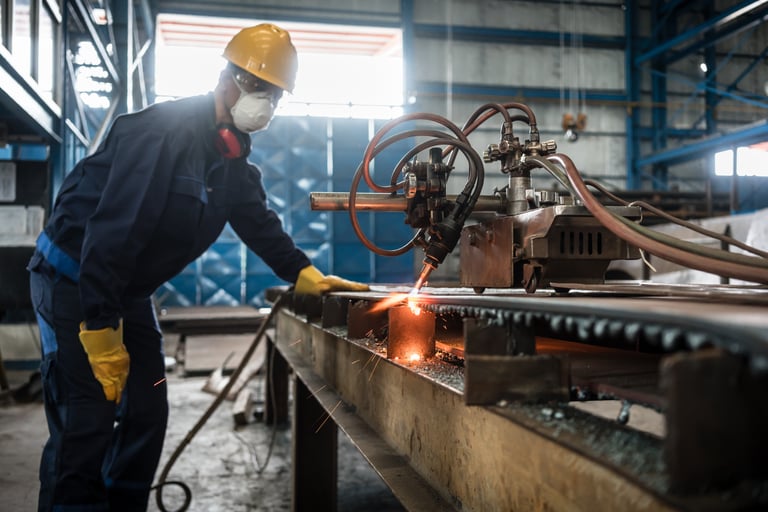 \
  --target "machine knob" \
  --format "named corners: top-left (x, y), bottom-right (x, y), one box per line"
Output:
top-left (541, 140), bottom-right (558, 154)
